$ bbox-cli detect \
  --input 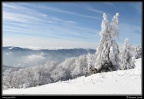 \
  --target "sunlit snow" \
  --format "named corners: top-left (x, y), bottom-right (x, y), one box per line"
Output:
top-left (3, 58), bottom-right (141, 95)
